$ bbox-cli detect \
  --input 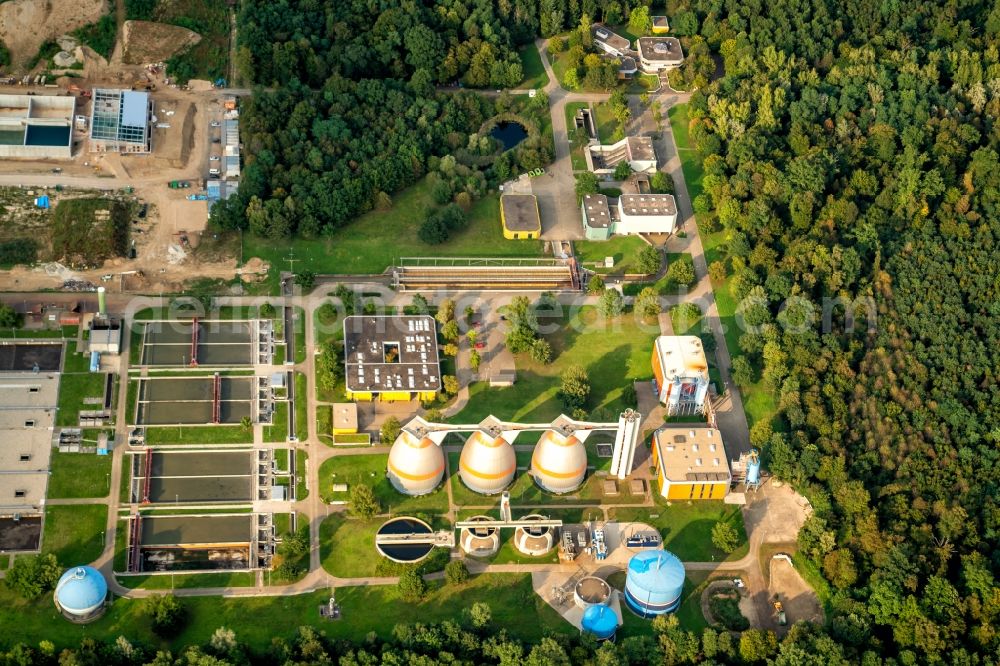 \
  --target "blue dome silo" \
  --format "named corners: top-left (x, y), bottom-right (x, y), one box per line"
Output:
top-left (54, 566), bottom-right (108, 619)
top-left (581, 603), bottom-right (619, 640)
top-left (624, 550), bottom-right (684, 618)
